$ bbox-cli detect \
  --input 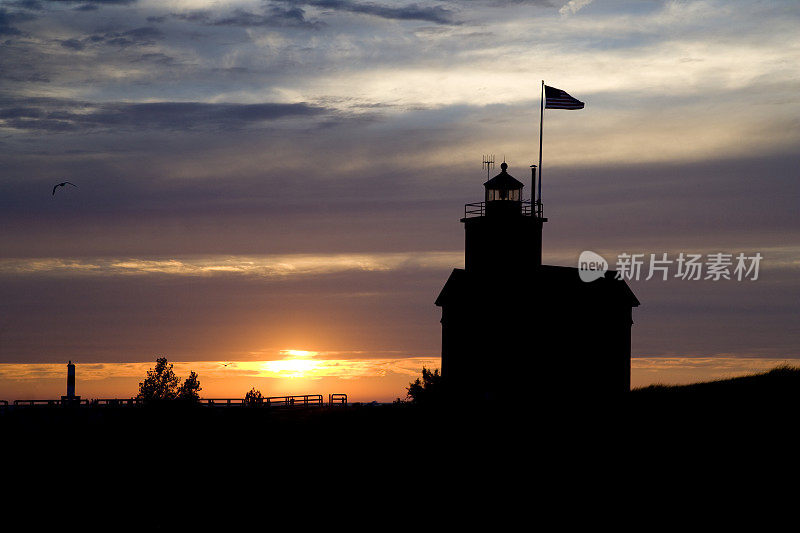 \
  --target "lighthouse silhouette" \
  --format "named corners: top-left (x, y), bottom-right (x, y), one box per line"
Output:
top-left (435, 162), bottom-right (639, 402)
